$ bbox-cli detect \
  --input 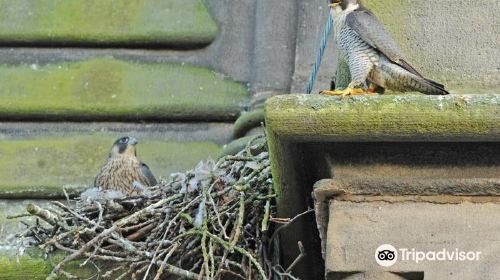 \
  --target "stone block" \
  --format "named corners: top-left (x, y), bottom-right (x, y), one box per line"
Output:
top-left (324, 200), bottom-right (500, 279)
top-left (0, 0), bottom-right (217, 46)
top-left (0, 57), bottom-right (249, 121)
